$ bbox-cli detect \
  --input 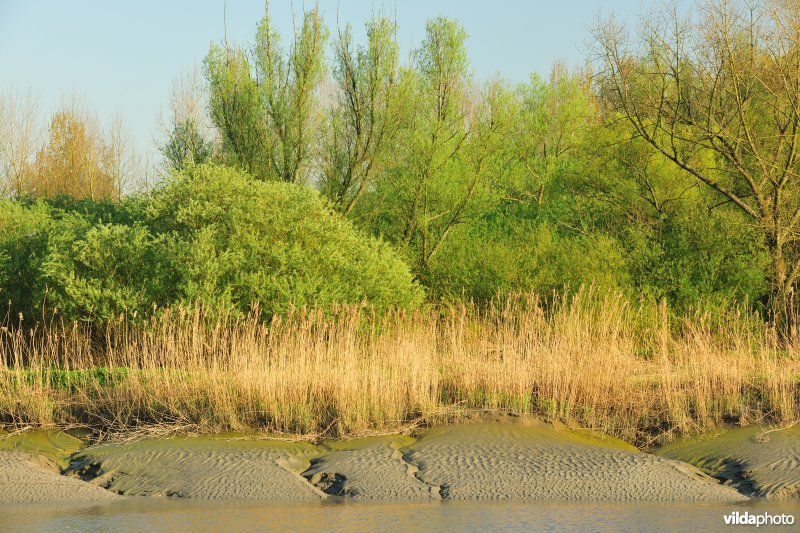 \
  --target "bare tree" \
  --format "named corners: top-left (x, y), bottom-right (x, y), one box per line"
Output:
top-left (594, 0), bottom-right (800, 335)
top-left (159, 66), bottom-right (214, 172)
top-left (0, 87), bottom-right (40, 197)
top-left (104, 113), bottom-right (139, 199)
top-left (168, 65), bottom-right (211, 130)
